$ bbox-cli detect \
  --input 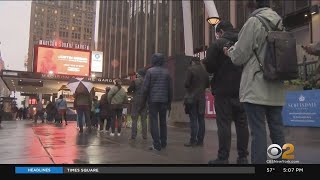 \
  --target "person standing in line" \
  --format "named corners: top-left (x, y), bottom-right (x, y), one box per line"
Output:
top-left (128, 69), bottom-right (148, 140)
top-left (56, 95), bottom-right (68, 125)
top-left (183, 57), bottom-right (209, 147)
top-left (224, 0), bottom-right (286, 164)
top-left (74, 86), bottom-right (92, 133)
top-left (107, 79), bottom-right (128, 137)
top-left (203, 20), bottom-right (249, 164)
top-left (34, 99), bottom-right (45, 123)
top-left (99, 87), bottom-right (112, 132)
top-left (141, 53), bottom-right (173, 151)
